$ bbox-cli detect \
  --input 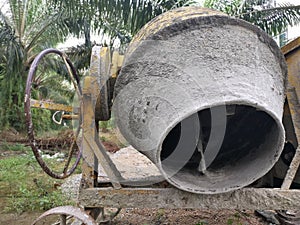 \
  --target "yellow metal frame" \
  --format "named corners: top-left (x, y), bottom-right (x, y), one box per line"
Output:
top-left (78, 38), bottom-right (300, 211)
top-left (30, 99), bottom-right (74, 112)
top-left (281, 37), bottom-right (300, 189)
